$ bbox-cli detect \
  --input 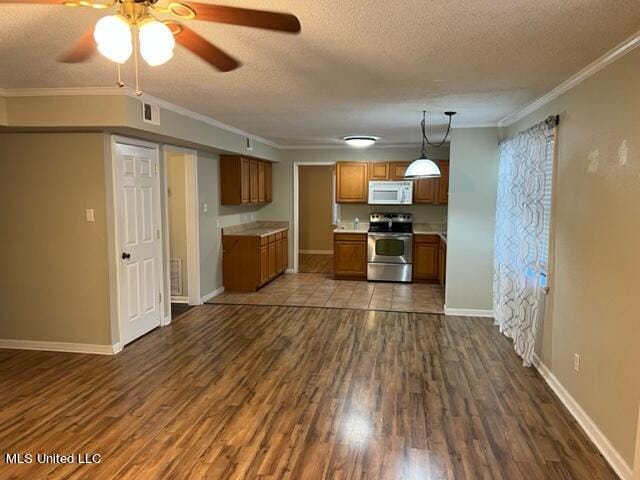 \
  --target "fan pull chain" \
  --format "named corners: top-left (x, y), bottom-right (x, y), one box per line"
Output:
top-left (116, 64), bottom-right (124, 88)
top-left (133, 26), bottom-right (142, 96)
